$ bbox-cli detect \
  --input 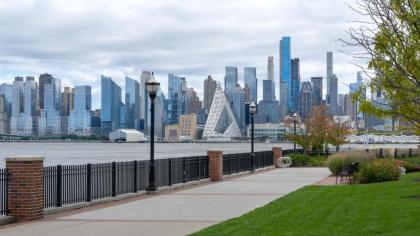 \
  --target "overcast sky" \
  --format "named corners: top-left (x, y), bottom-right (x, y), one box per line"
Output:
top-left (0, 0), bottom-right (365, 109)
